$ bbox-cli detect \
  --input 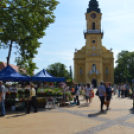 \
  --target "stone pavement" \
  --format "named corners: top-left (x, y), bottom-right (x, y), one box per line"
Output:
top-left (0, 93), bottom-right (134, 134)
